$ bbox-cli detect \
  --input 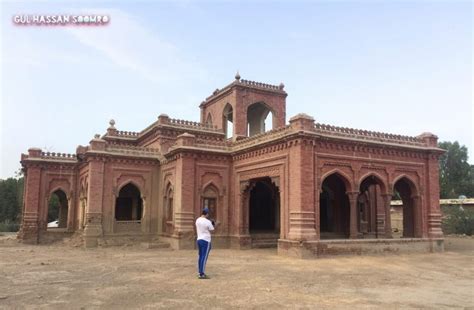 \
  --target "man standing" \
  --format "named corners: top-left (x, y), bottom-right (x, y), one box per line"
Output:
top-left (196, 207), bottom-right (214, 279)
